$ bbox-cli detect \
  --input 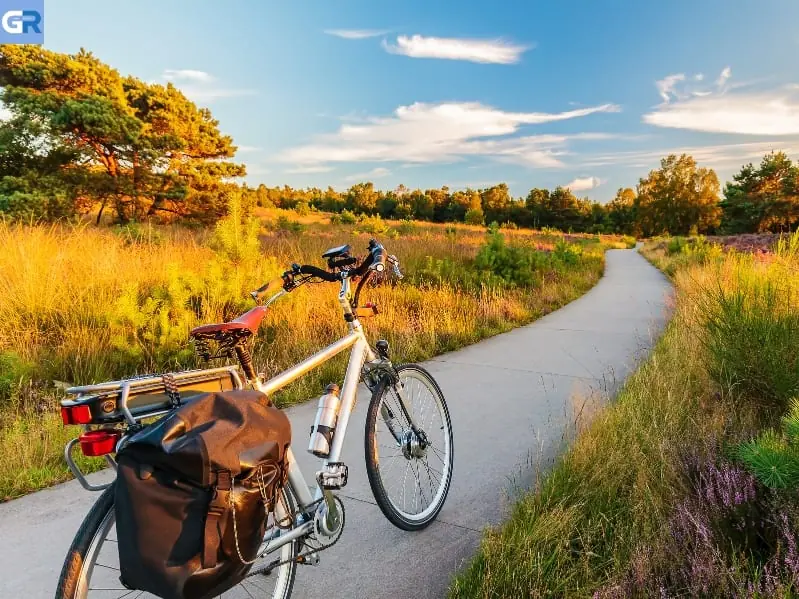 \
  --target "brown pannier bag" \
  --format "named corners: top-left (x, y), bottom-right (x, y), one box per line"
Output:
top-left (114, 390), bottom-right (291, 599)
